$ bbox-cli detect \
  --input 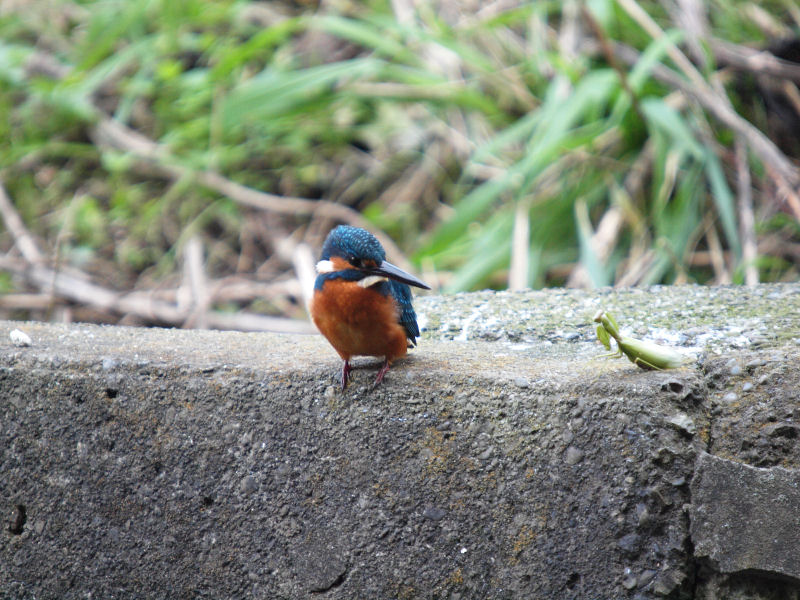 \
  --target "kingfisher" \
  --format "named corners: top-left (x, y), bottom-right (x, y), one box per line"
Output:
top-left (310, 225), bottom-right (430, 390)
